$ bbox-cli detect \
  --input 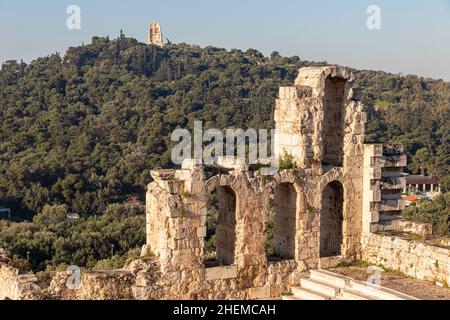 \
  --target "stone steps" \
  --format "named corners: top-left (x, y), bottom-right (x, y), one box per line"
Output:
top-left (309, 269), bottom-right (350, 288)
top-left (350, 280), bottom-right (419, 300)
top-left (281, 295), bottom-right (303, 301)
top-left (283, 270), bottom-right (419, 301)
top-left (291, 286), bottom-right (330, 300)
top-left (340, 288), bottom-right (377, 300)
top-left (299, 278), bottom-right (338, 298)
